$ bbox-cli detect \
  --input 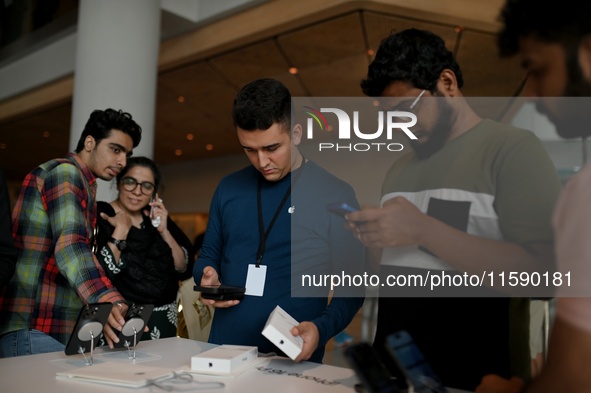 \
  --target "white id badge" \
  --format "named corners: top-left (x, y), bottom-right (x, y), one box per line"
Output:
top-left (245, 264), bottom-right (267, 296)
